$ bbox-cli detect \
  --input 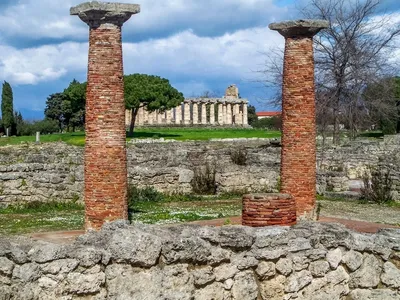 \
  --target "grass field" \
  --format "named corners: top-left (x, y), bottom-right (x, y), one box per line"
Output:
top-left (0, 128), bottom-right (281, 147)
top-left (0, 195), bottom-right (399, 235)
